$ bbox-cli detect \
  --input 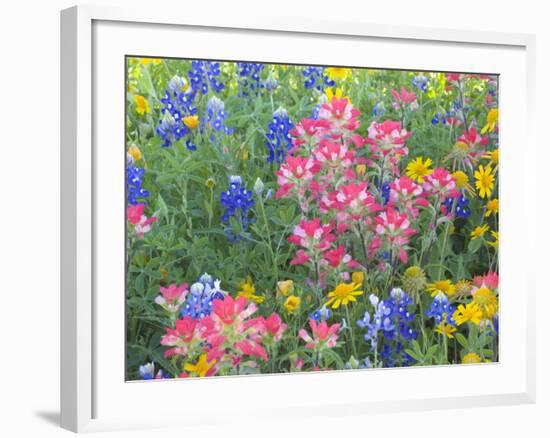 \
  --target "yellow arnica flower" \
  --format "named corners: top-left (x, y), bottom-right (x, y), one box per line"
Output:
top-left (483, 149), bottom-right (499, 166)
top-left (184, 353), bottom-right (215, 377)
top-left (480, 108), bottom-right (499, 134)
top-left (284, 295), bottom-right (301, 313)
top-left (472, 287), bottom-right (498, 320)
top-left (452, 170), bottom-right (475, 196)
top-left (470, 224), bottom-right (489, 240)
top-left (276, 280), bottom-right (294, 297)
top-left (205, 178), bottom-right (215, 189)
top-left (325, 282), bottom-right (363, 309)
top-left (462, 352), bottom-right (482, 364)
top-left (485, 198), bottom-right (499, 217)
top-left (351, 272), bottom-right (365, 285)
top-left (487, 231), bottom-right (499, 249)
top-left (237, 276), bottom-right (264, 304)
top-left (406, 157), bottom-right (433, 183)
top-left (182, 115), bottom-right (199, 129)
top-left (453, 302), bottom-right (483, 326)
top-left (134, 95), bottom-right (150, 116)
top-left (324, 87), bottom-right (351, 104)
top-left (127, 144), bottom-right (142, 161)
top-left (326, 67), bottom-right (351, 81)
top-left (435, 322), bottom-right (457, 339)
top-left (427, 280), bottom-right (456, 297)
top-left (474, 164), bottom-right (495, 199)
top-left (356, 164), bottom-right (367, 177)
